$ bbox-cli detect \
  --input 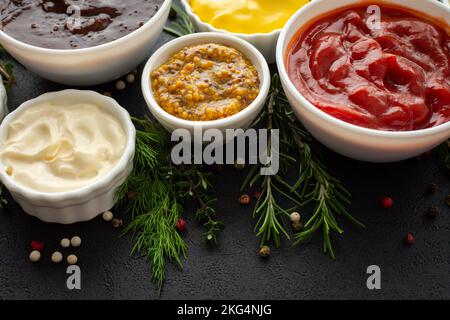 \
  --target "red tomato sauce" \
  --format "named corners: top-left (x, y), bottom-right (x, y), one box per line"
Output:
top-left (287, 4), bottom-right (450, 131)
